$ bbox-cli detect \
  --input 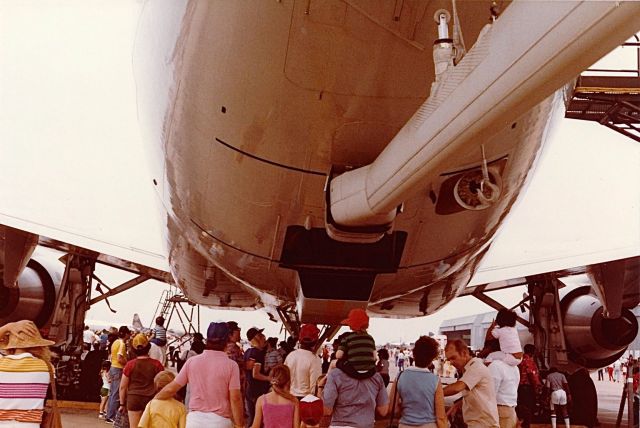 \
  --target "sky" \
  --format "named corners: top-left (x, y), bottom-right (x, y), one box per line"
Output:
top-left (1, 2), bottom-right (639, 344)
